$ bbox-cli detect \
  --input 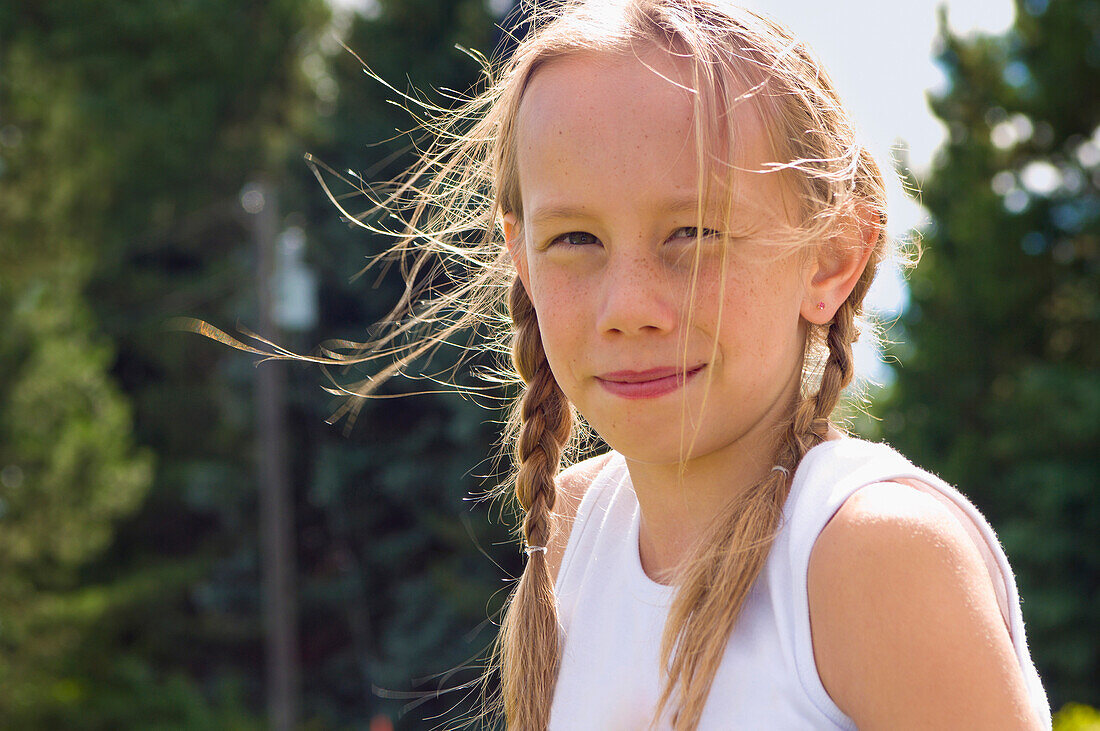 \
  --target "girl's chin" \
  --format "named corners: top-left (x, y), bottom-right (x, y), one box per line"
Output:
top-left (594, 429), bottom-right (718, 466)
top-left (583, 408), bottom-right (761, 467)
